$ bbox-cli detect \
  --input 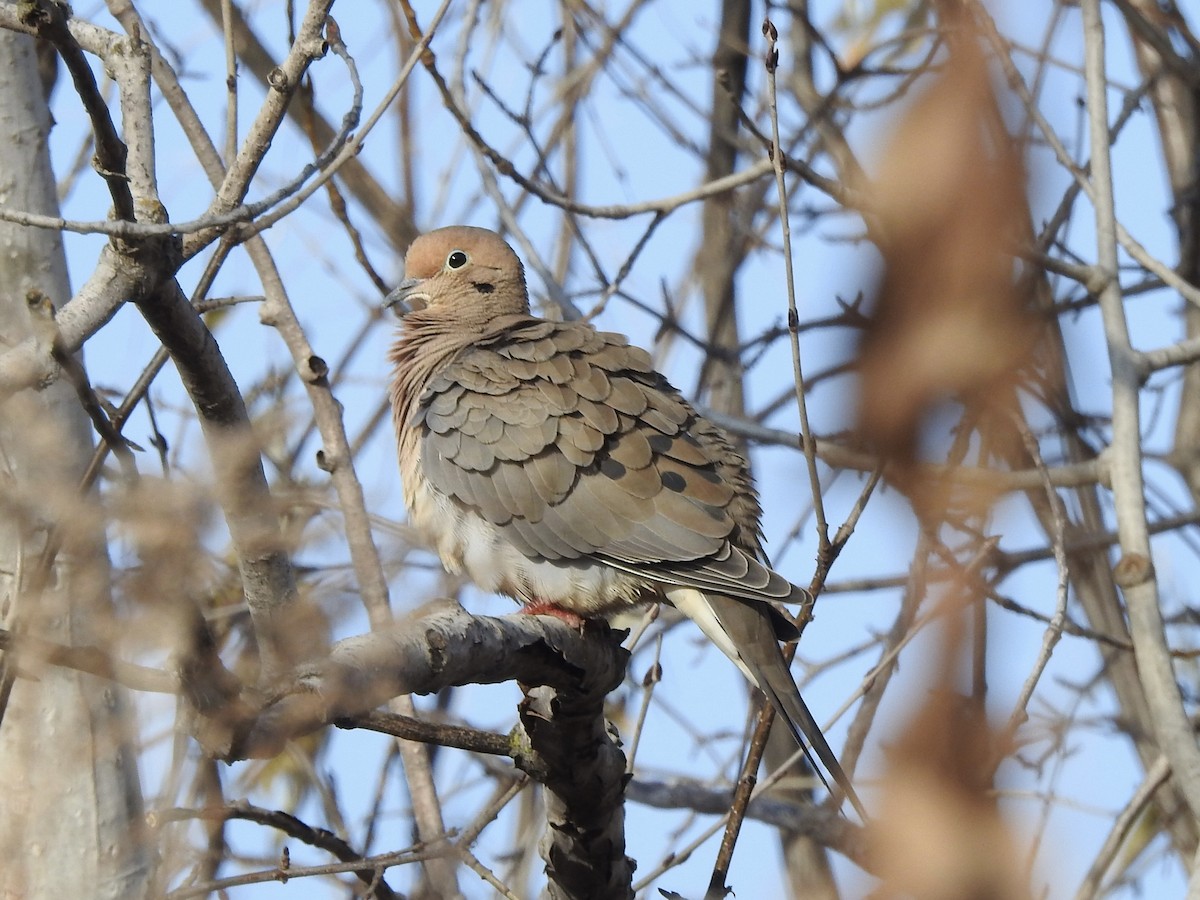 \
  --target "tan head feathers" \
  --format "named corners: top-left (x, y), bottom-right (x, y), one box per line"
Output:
top-left (385, 226), bottom-right (528, 318)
